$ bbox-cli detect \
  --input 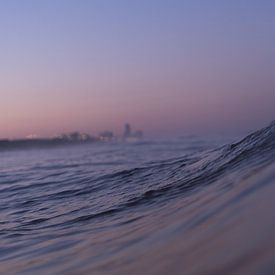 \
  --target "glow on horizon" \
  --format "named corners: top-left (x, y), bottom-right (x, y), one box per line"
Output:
top-left (0, 0), bottom-right (275, 138)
